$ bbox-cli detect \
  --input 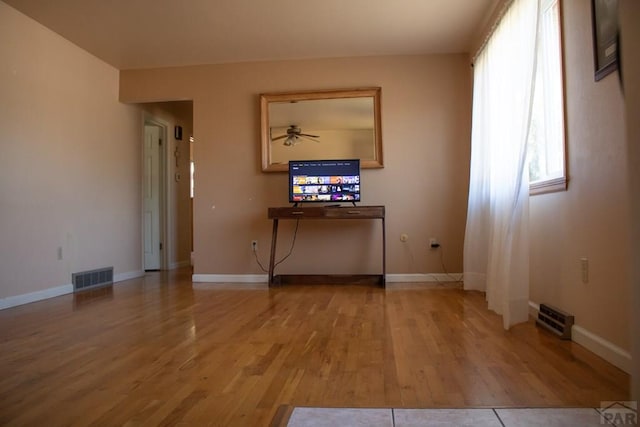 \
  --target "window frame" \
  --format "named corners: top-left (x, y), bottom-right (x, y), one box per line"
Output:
top-left (529, 0), bottom-right (568, 196)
